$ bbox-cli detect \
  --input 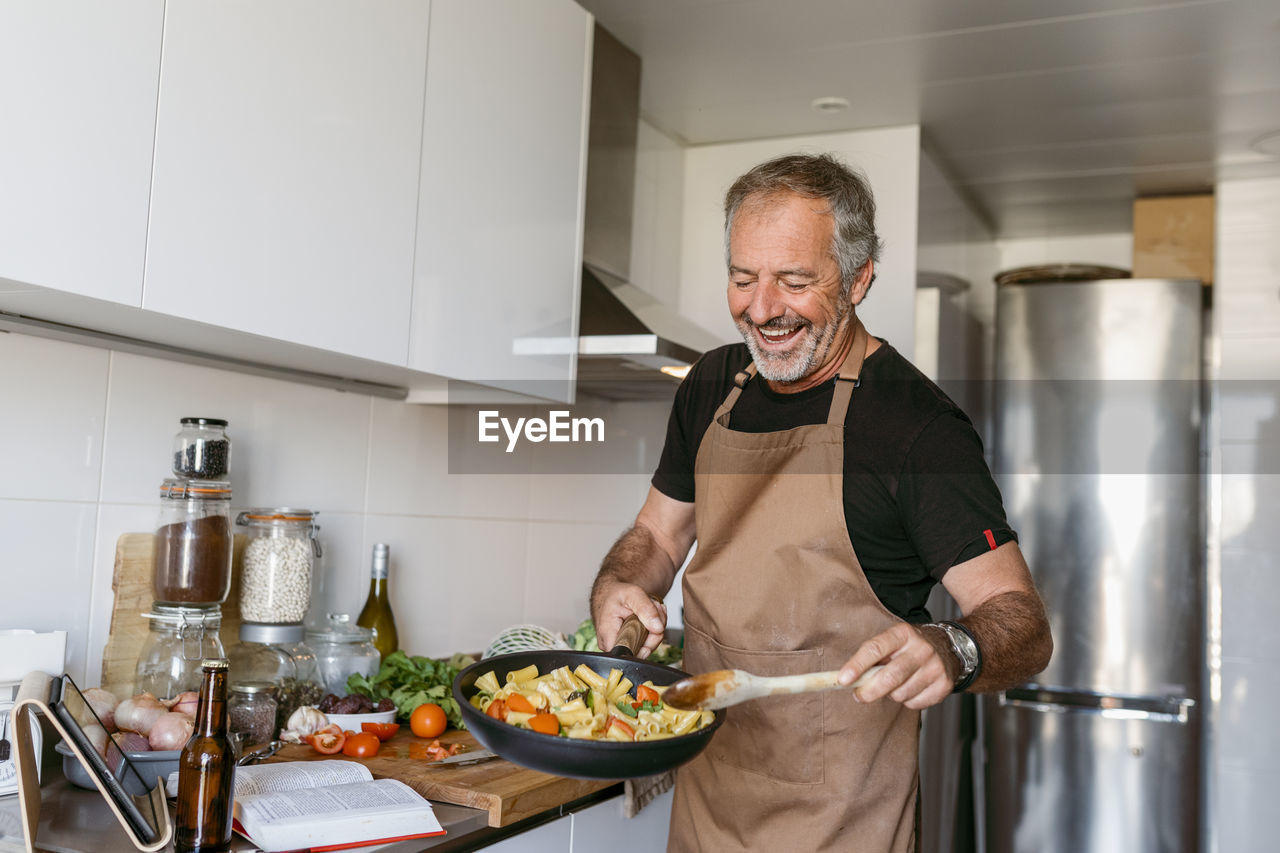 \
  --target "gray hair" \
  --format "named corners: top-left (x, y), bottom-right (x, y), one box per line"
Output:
top-left (724, 153), bottom-right (883, 294)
